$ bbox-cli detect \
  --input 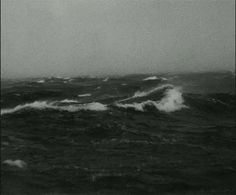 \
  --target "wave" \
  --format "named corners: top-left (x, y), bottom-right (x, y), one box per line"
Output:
top-left (60, 99), bottom-right (79, 103)
top-left (103, 77), bottom-right (109, 82)
top-left (78, 93), bottom-right (91, 97)
top-left (133, 84), bottom-right (173, 98)
top-left (142, 76), bottom-right (159, 81)
top-left (2, 159), bottom-right (27, 169)
top-left (161, 77), bottom-right (168, 81)
top-left (37, 79), bottom-right (45, 83)
top-left (156, 87), bottom-right (187, 112)
top-left (95, 86), bottom-right (101, 90)
top-left (142, 76), bottom-right (168, 81)
top-left (116, 87), bottom-right (187, 112)
top-left (118, 84), bottom-right (173, 102)
top-left (1, 101), bottom-right (107, 115)
top-left (1, 101), bottom-right (53, 115)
